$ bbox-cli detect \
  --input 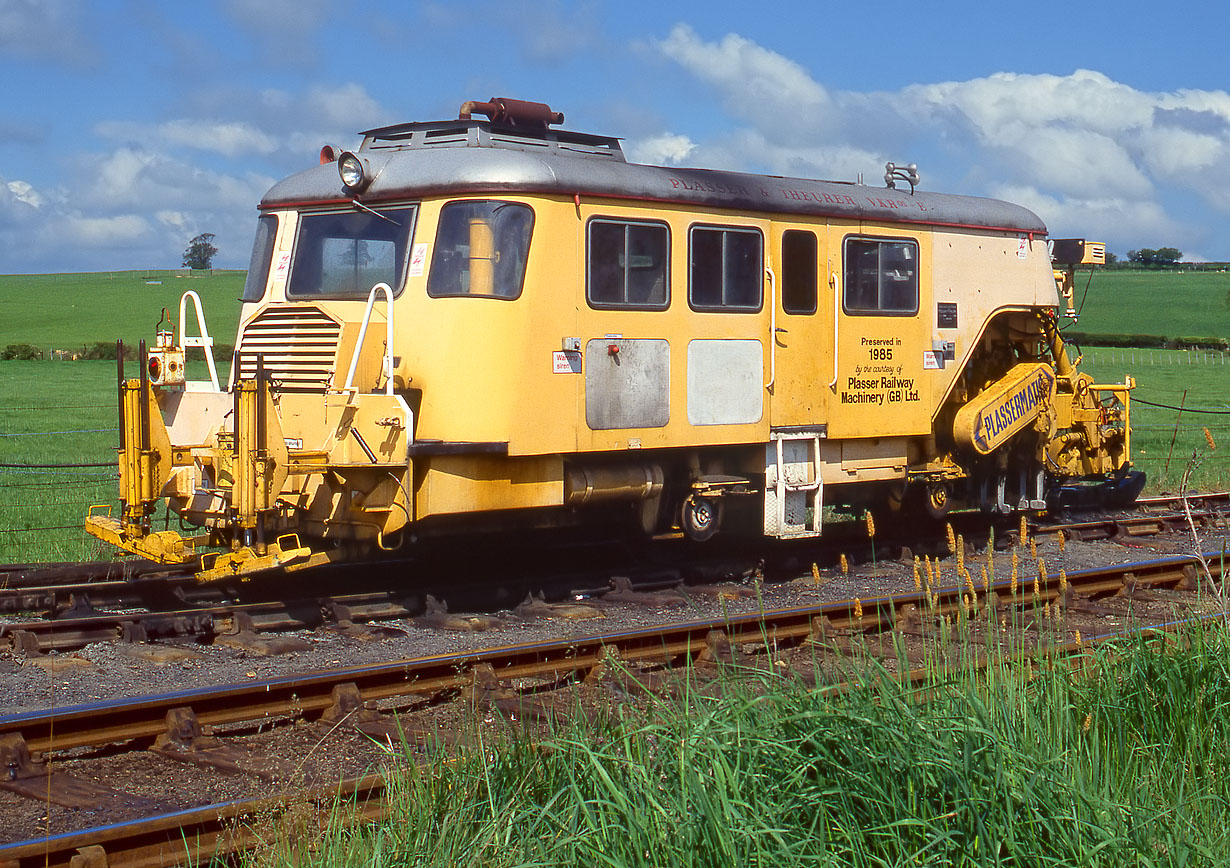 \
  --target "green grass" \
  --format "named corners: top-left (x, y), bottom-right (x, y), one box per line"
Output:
top-left (0, 269), bottom-right (245, 353)
top-left (247, 620), bottom-right (1230, 867)
top-left (0, 270), bottom-right (241, 562)
top-left (1071, 269), bottom-right (1230, 343)
top-left (0, 361), bottom-right (125, 563)
top-left (1076, 347), bottom-right (1230, 493)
